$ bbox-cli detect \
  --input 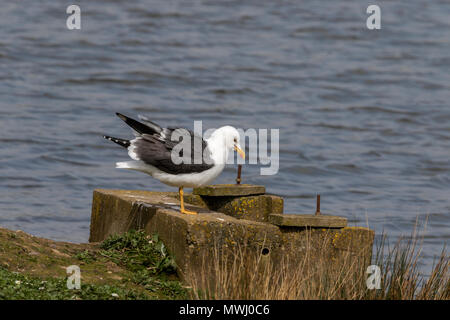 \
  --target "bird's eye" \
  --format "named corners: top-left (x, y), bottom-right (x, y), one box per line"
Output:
top-left (233, 138), bottom-right (237, 143)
